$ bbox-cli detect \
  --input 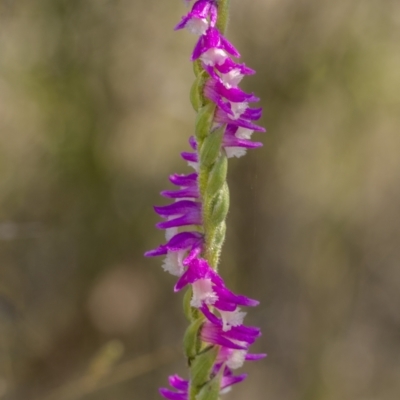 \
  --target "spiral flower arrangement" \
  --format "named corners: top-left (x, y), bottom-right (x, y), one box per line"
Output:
top-left (145, 1), bottom-right (265, 398)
